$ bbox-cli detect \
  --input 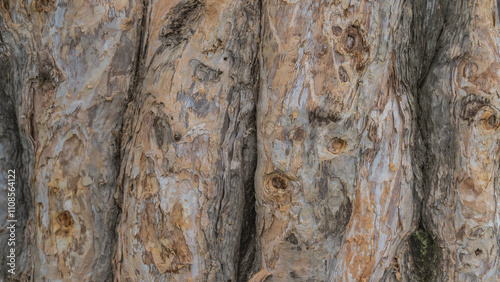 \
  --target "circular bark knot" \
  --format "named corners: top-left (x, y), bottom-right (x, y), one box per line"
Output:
top-left (49, 186), bottom-right (59, 195)
top-left (329, 137), bottom-right (347, 154)
top-left (463, 62), bottom-right (479, 79)
top-left (393, 257), bottom-right (400, 271)
top-left (264, 171), bottom-right (294, 201)
top-left (271, 175), bottom-right (287, 190)
top-left (331, 25), bottom-right (343, 37)
top-left (480, 111), bottom-right (500, 131)
top-left (174, 132), bottom-right (182, 141)
top-left (57, 211), bottom-right (74, 228)
top-left (293, 128), bottom-right (306, 141)
top-left (343, 26), bottom-right (364, 53)
top-left (285, 233), bottom-right (299, 245)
